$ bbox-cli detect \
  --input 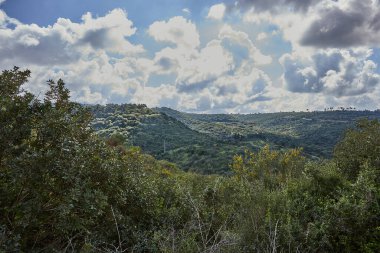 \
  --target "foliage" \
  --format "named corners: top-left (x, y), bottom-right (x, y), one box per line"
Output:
top-left (334, 119), bottom-right (380, 180)
top-left (1, 67), bottom-right (379, 252)
top-left (91, 104), bottom-right (246, 174)
top-left (90, 105), bottom-right (380, 174)
top-left (231, 145), bottom-right (305, 188)
top-left (0, 68), bottom-right (164, 251)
